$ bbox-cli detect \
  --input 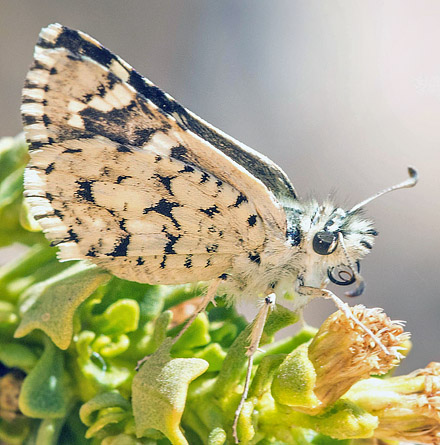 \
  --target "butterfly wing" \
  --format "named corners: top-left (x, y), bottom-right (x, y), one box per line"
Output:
top-left (22, 24), bottom-right (289, 284)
